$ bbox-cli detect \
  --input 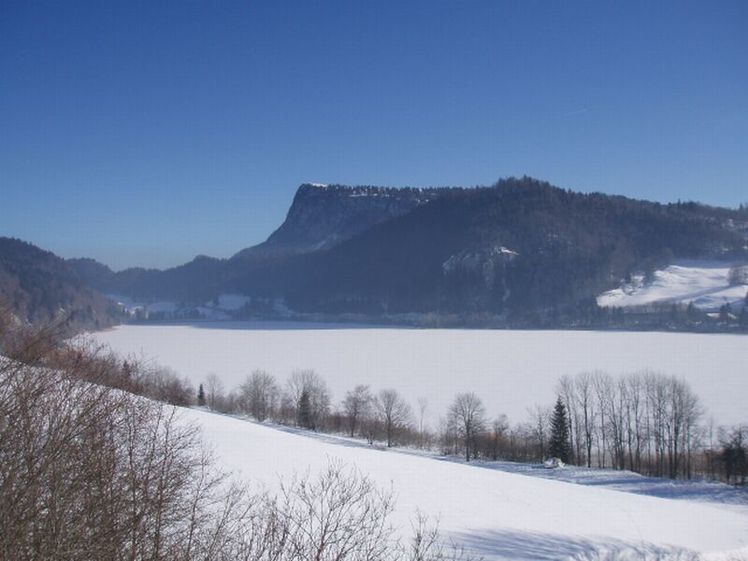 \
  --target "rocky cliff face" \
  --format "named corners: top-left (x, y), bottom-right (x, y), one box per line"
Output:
top-left (233, 183), bottom-right (448, 258)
